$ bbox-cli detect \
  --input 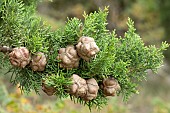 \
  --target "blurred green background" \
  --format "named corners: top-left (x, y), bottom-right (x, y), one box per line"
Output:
top-left (1, 0), bottom-right (170, 113)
